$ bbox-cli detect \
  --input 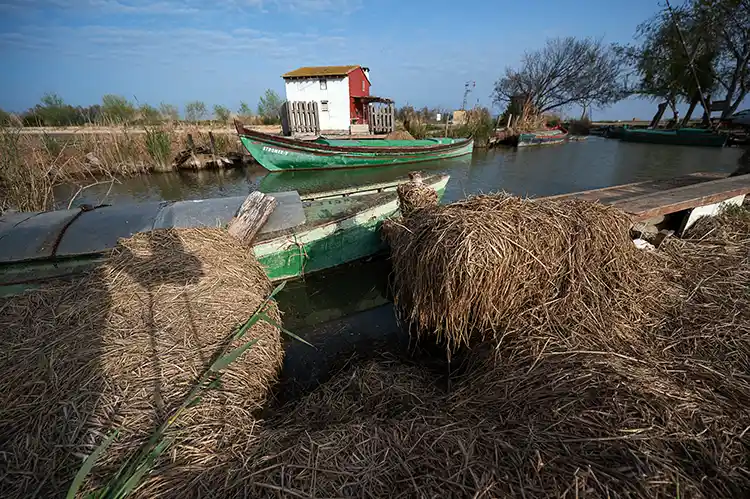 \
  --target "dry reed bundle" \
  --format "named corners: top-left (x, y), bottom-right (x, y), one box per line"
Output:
top-left (385, 130), bottom-right (416, 140)
top-left (394, 172), bottom-right (439, 217)
top-left (0, 228), bottom-right (282, 498)
top-left (683, 204), bottom-right (750, 243)
top-left (233, 206), bottom-right (750, 498)
top-left (385, 194), bottom-right (665, 353)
